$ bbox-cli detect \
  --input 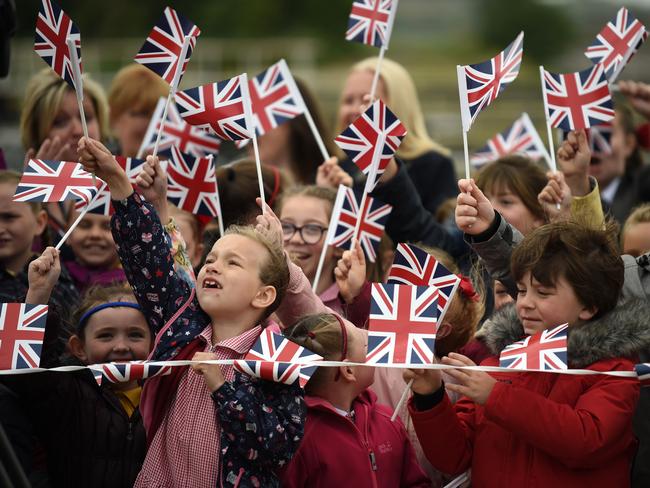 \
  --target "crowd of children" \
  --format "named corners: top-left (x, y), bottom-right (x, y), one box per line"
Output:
top-left (1, 48), bottom-right (650, 488)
